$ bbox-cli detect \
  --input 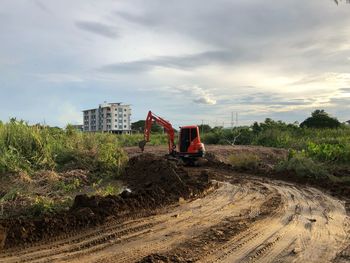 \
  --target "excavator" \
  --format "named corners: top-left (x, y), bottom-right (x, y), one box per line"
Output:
top-left (138, 111), bottom-right (205, 160)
